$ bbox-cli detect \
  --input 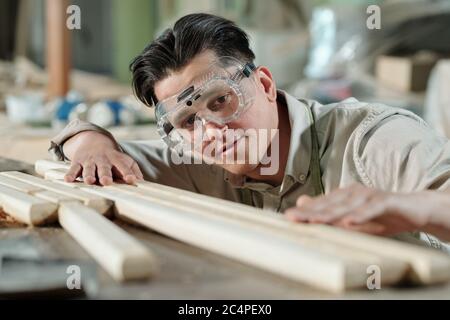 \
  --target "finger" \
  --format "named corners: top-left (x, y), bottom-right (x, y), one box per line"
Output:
top-left (131, 162), bottom-right (144, 181)
top-left (82, 161), bottom-right (97, 185)
top-left (112, 160), bottom-right (136, 185)
top-left (65, 163), bottom-right (82, 182)
top-left (285, 208), bottom-right (312, 223)
top-left (97, 164), bottom-right (113, 186)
